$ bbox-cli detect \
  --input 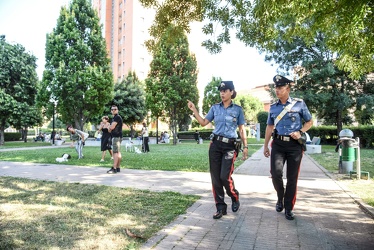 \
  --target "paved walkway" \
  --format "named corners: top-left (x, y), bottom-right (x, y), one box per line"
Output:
top-left (1, 146), bottom-right (374, 249)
